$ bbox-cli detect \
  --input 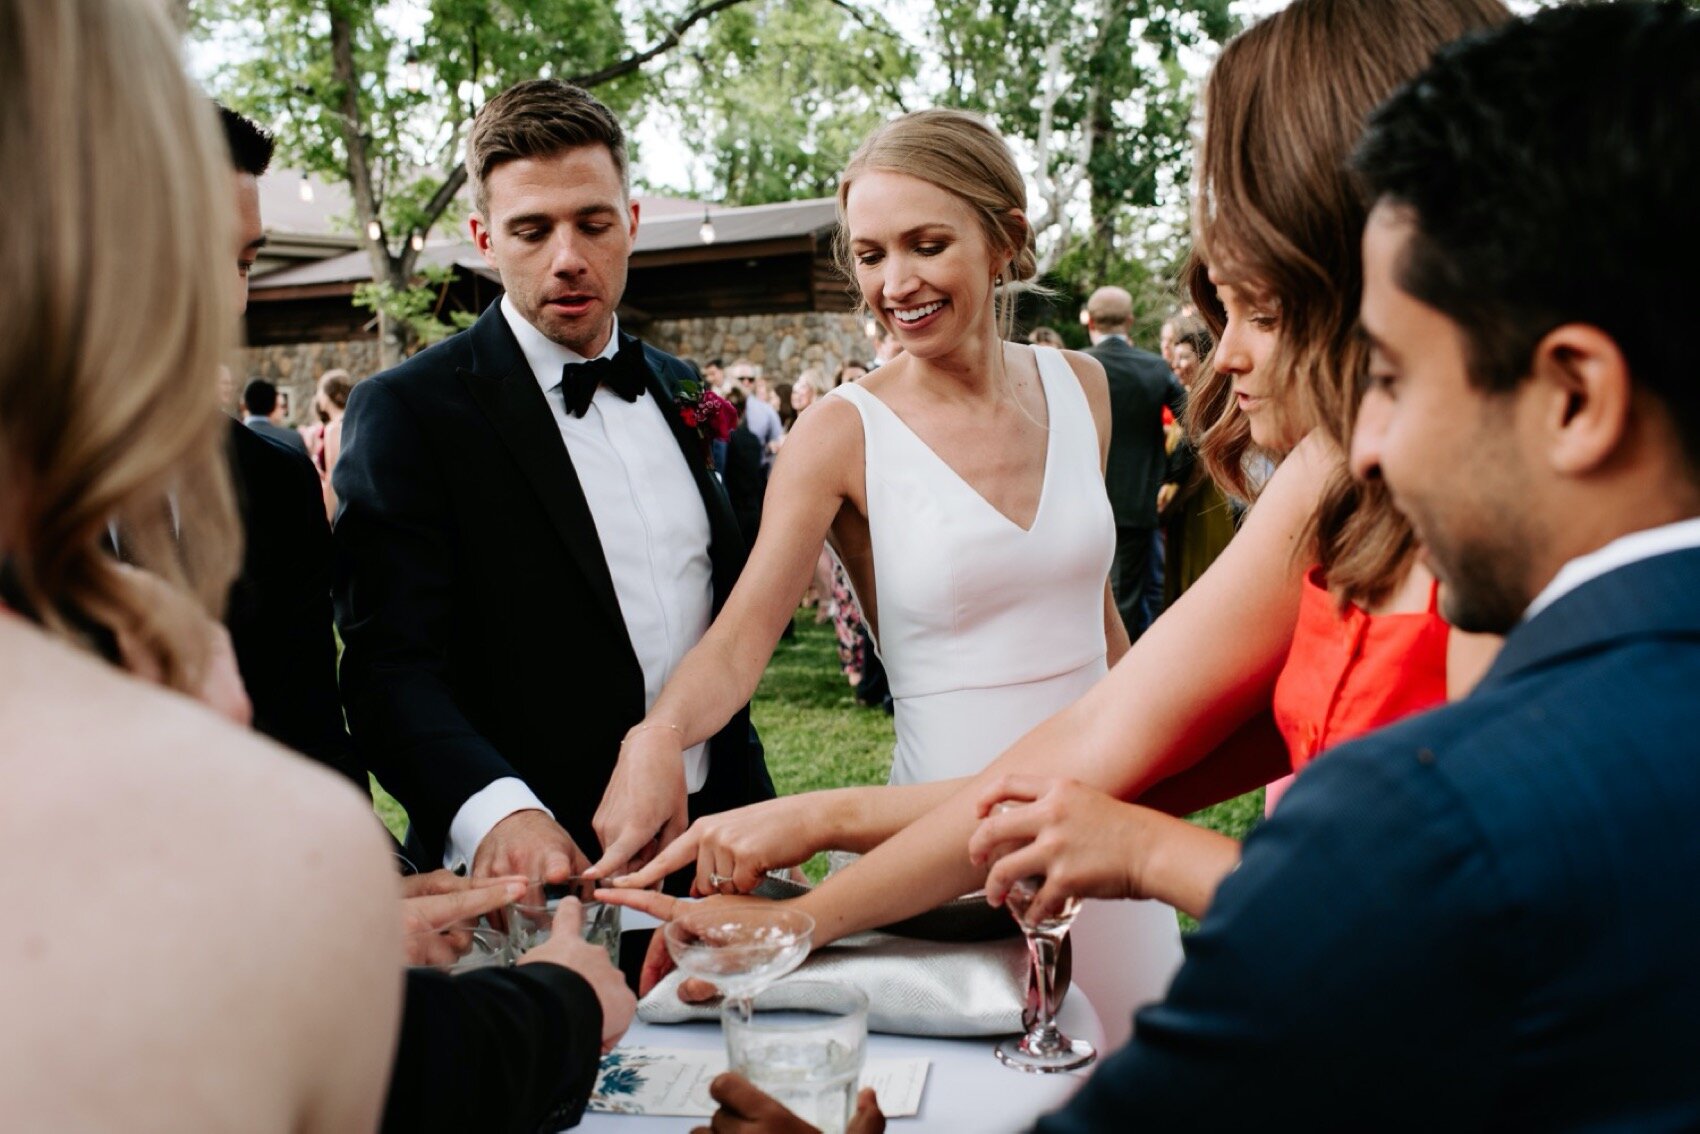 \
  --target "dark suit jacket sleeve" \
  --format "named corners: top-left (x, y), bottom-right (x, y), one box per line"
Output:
top-left (1035, 748), bottom-right (1517, 1131)
top-left (385, 964), bottom-right (604, 1134)
top-left (226, 424), bottom-right (363, 788)
top-left (333, 377), bottom-right (523, 854)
